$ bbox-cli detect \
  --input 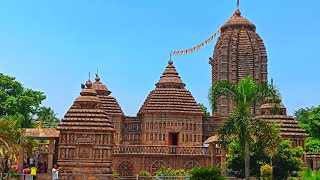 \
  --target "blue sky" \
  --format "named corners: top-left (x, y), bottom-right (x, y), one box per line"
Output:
top-left (1, 1), bottom-right (319, 118)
